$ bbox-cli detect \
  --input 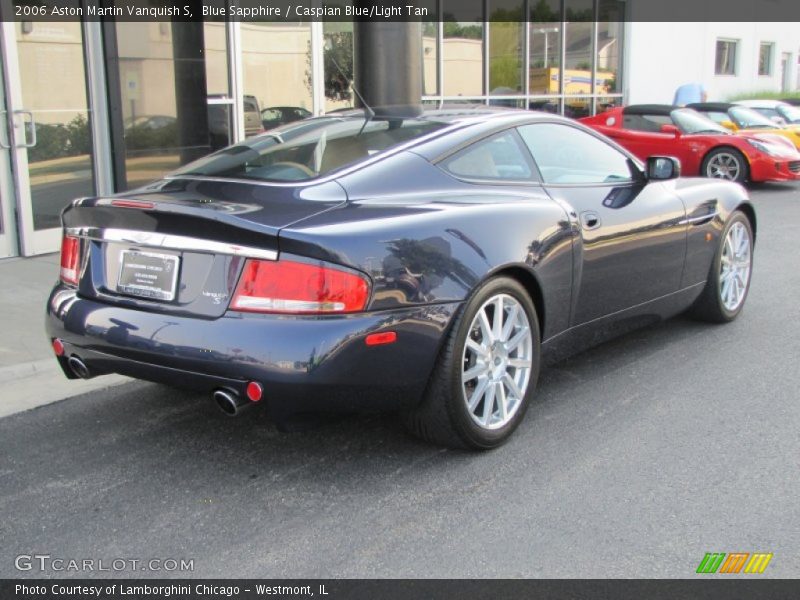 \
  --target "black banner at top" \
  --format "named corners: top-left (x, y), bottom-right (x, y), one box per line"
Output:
top-left (2, 0), bottom-right (800, 22)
